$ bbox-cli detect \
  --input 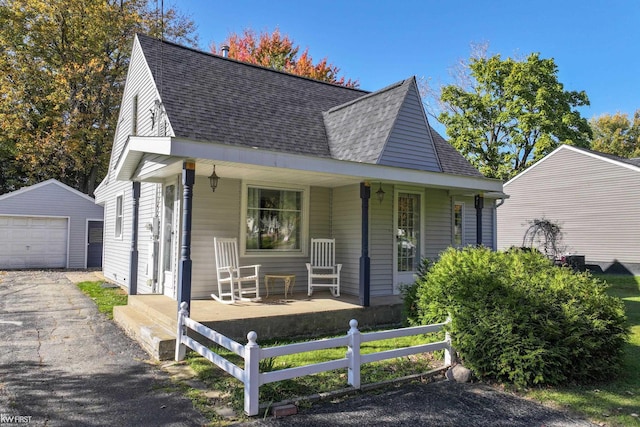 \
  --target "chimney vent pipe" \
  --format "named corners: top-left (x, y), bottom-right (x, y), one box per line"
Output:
top-left (221, 45), bottom-right (230, 58)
